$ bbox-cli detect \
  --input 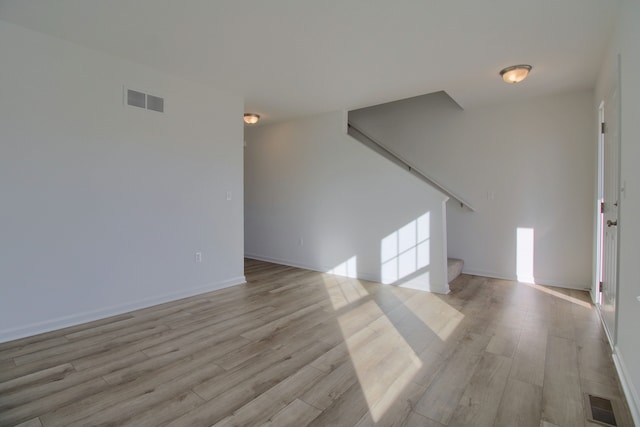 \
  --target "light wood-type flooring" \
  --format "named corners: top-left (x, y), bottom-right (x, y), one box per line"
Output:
top-left (0, 259), bottom-right (634, 426)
